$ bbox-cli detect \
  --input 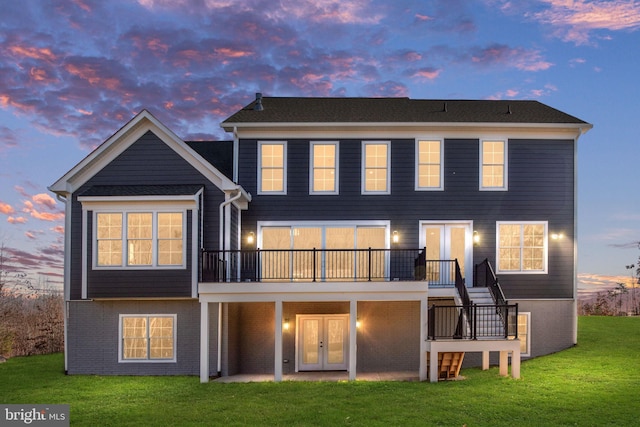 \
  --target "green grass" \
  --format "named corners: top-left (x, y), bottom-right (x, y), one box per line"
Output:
top-left (1, 316), bottom-right (638, 426)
